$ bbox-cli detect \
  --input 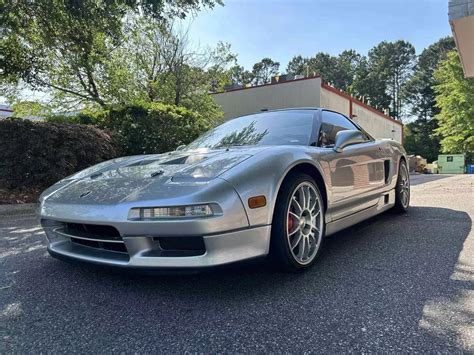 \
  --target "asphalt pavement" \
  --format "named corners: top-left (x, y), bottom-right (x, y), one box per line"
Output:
top-left (1, 174), bottom-right (473, 352)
